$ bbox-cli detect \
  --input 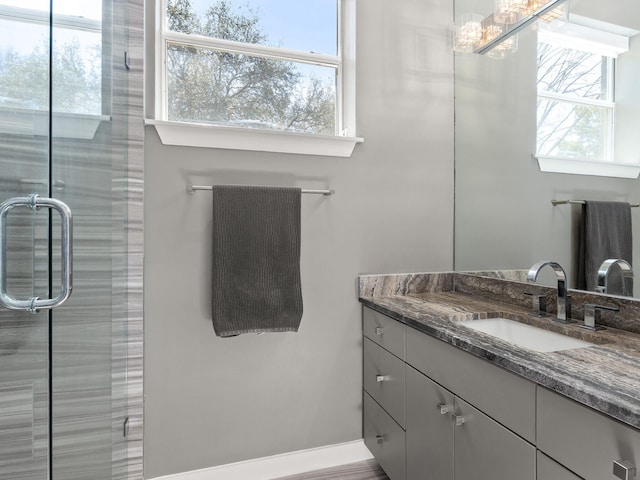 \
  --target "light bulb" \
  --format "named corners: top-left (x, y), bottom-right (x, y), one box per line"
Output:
top-left (454, 13), bottom-right (485, 53)
top-left (494, 0), bottom-right (528, 24)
